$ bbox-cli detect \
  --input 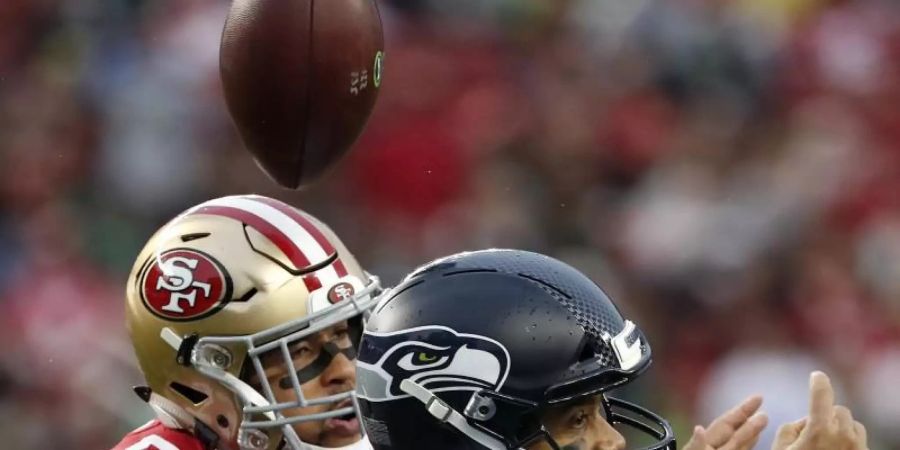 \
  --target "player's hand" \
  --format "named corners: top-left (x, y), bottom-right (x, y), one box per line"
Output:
top-left (771, 371), bottom-right (867, 450)
top-left (683, 395), bottom-right (768, 450)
